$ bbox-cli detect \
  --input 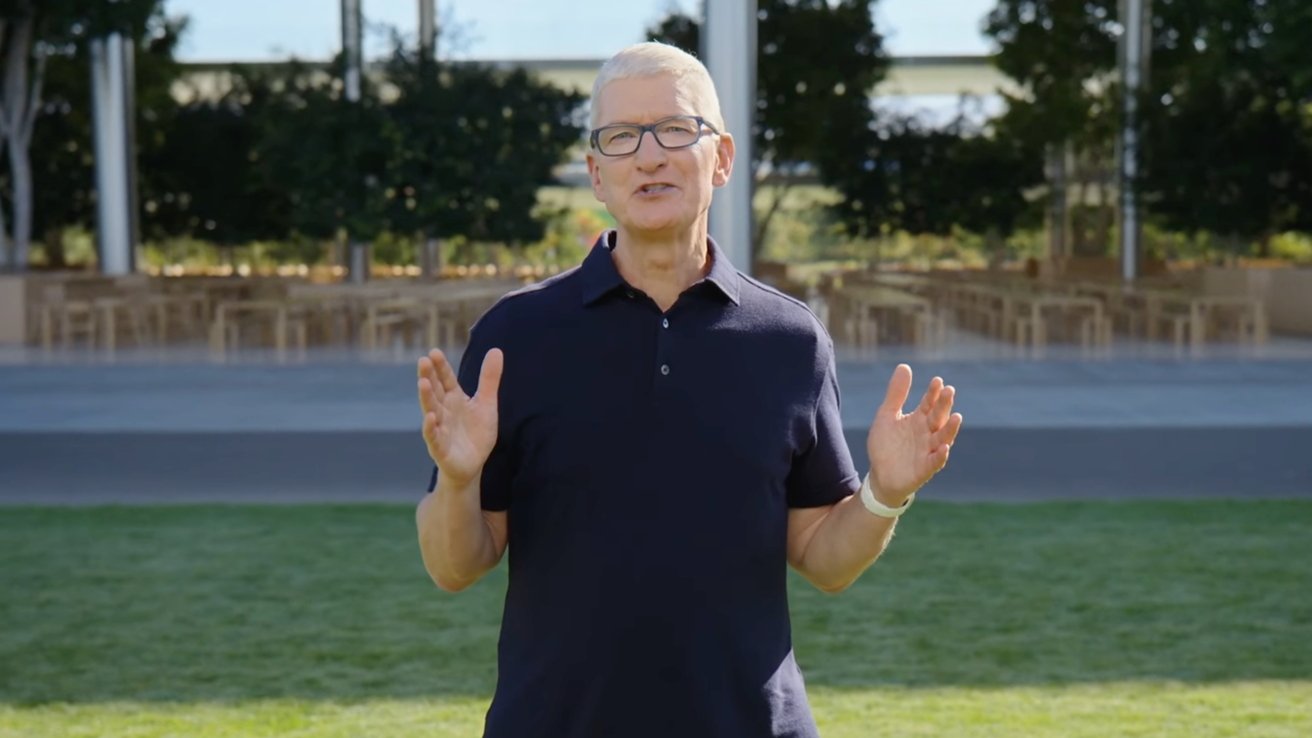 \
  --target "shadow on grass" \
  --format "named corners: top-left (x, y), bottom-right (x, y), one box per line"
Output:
top-left (1, 502), bottom-right (1310, 705)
